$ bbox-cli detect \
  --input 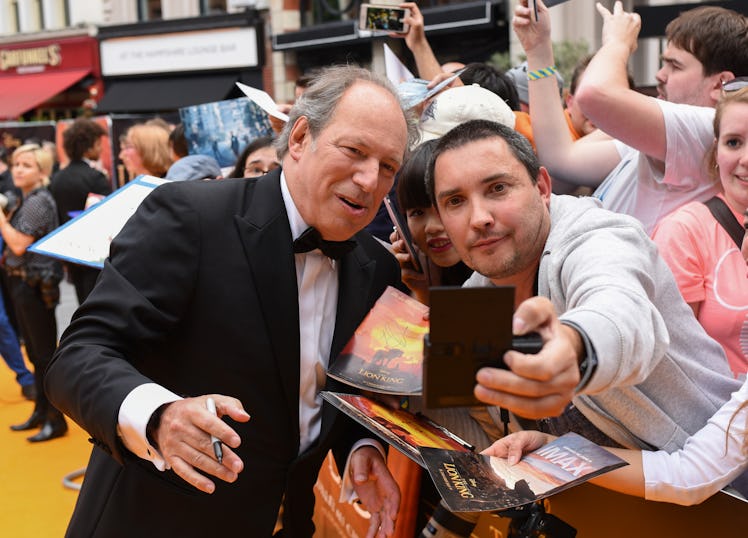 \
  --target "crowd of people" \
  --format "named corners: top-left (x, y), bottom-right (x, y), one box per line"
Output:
top-left (0, 0), bottom-right (746, 536)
